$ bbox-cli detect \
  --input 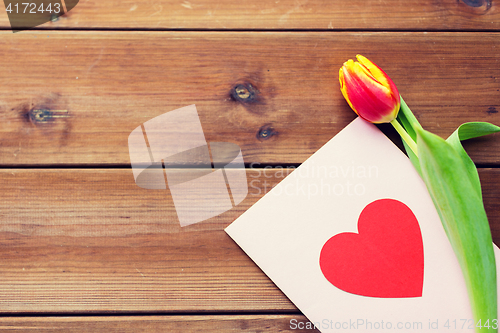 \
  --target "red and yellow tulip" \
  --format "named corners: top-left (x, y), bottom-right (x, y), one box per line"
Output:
top-left (339, 55), bottom-right (400, 124)
top-left (338, 54), bottom-right (500, 332)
